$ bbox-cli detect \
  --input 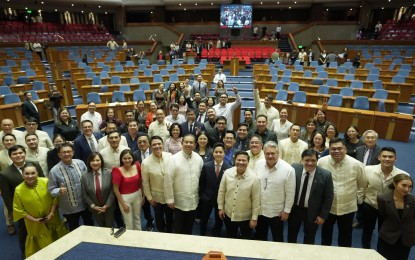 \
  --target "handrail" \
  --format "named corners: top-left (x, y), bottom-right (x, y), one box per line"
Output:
top-left (288, 33), bottom-right (299, 52)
